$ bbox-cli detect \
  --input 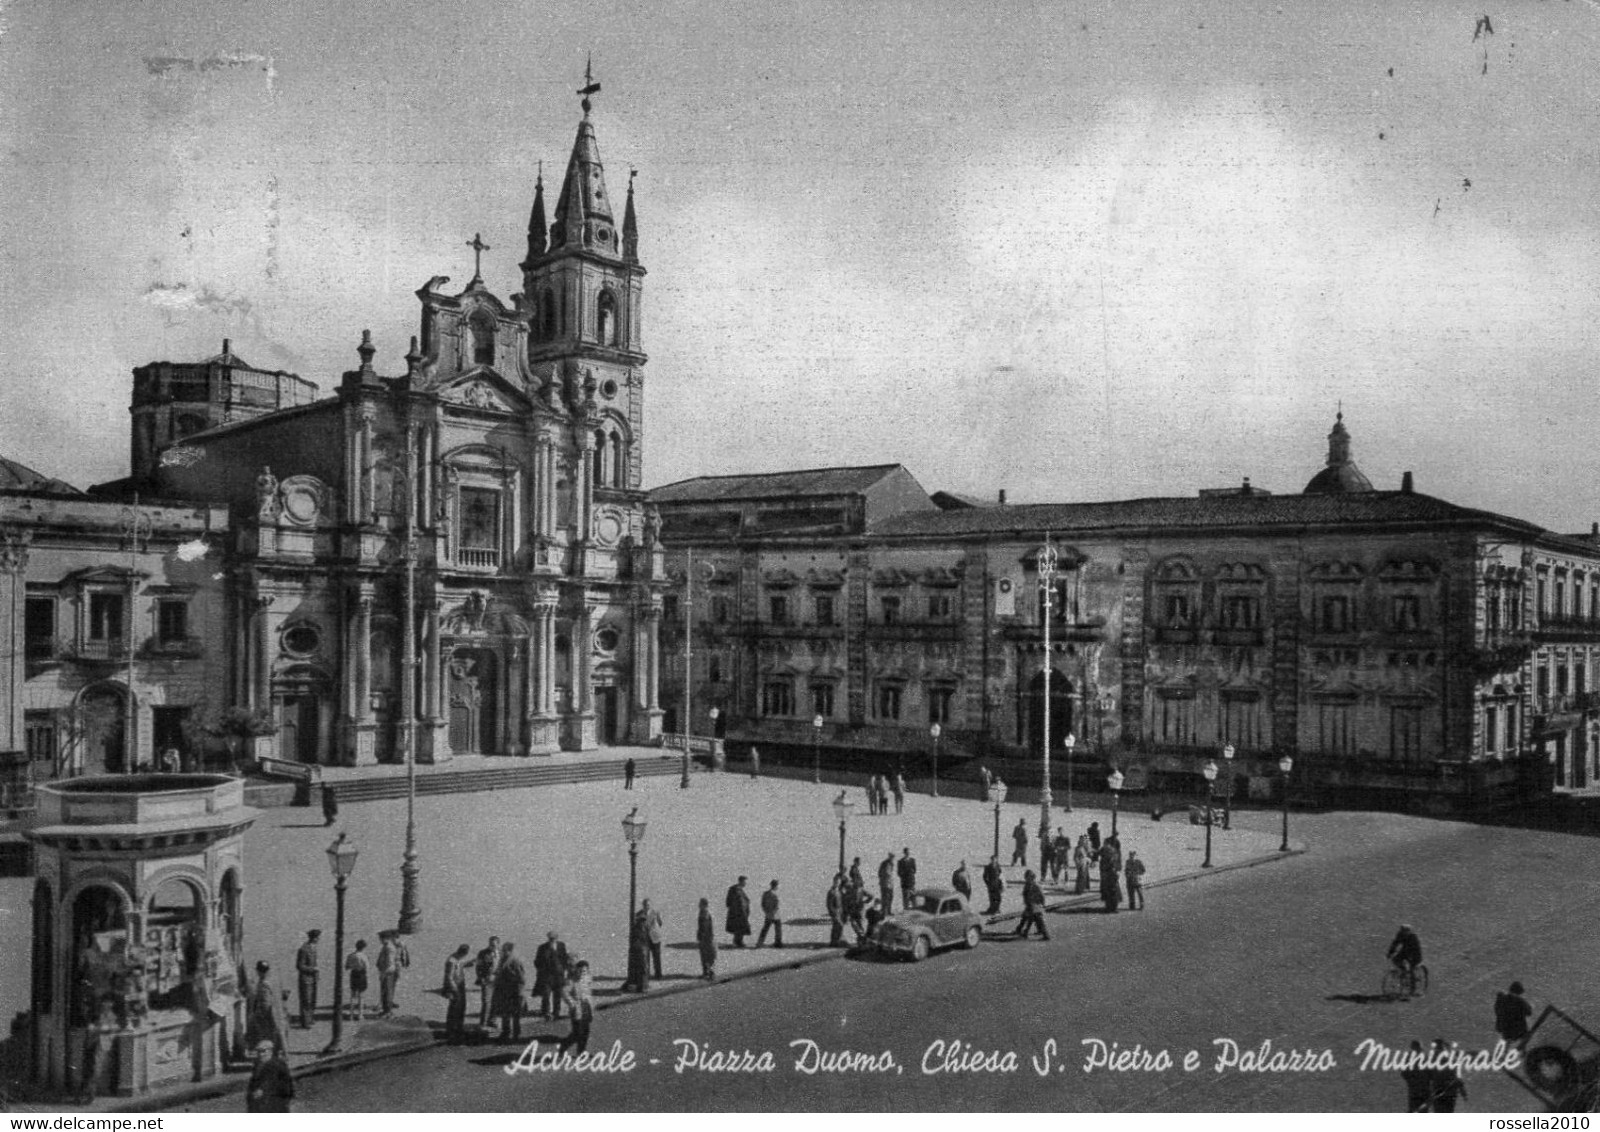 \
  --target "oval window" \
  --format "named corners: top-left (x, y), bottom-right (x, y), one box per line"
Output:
top-left (595, 627), bottom-right (620, 653)
top-left (283, 624), bottom-right (321, 655)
